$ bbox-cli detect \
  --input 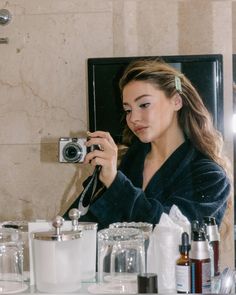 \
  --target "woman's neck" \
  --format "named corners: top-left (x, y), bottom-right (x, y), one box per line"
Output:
top-left (142, 127), bottom-right (185, 191)
top-left (148, 129), bottom-right (185, 163)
